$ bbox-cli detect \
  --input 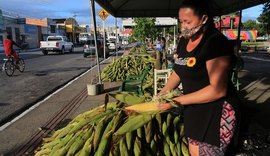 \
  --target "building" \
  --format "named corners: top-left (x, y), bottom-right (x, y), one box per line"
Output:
top-left (53, 18), bottom-right (87, 44)
top-left (215, 15), bottom-right (240, 30)
top-left (122, 17), bottom-right (178, 29)
top-left (215, 15), bottom-right (257, 41)
top-left (0, 9), bottom-right (50, 49)
top-left (0, 8), bottom-right (89, 50)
